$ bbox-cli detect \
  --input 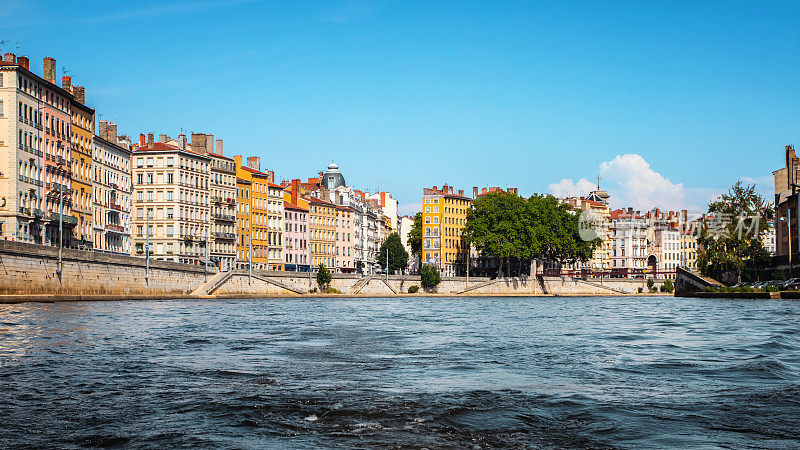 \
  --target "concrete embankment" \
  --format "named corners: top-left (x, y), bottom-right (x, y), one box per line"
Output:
top-left (0, 240), bottom-right (667, 303)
